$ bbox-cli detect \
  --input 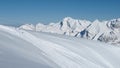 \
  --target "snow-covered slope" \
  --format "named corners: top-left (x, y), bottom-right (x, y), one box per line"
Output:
top-left (19, 17), bottom-right (120, 45)
top-left (1, 25), bottom-right (120, 68)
